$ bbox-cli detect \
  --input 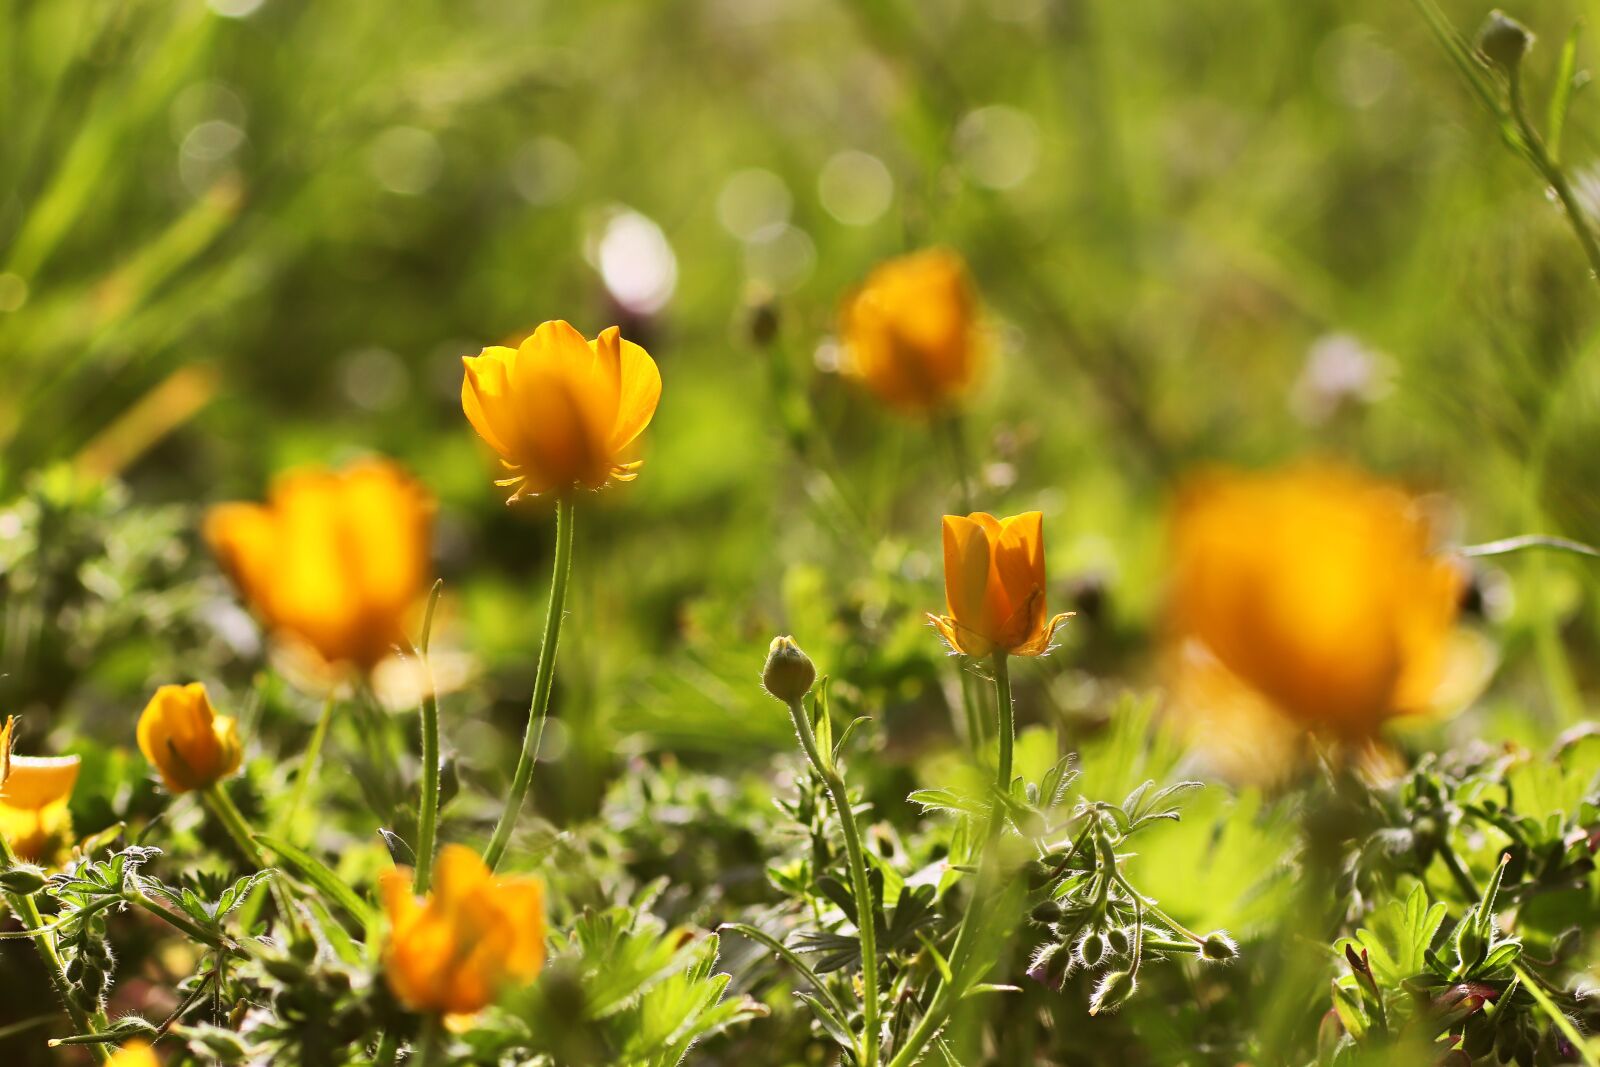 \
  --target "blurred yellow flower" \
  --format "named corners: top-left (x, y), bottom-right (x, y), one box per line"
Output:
top-left (206, 459), bottom-right (433, 677)
top-left (0, 717), bottom-right (80, 862)
top-left (461, 320), bottom-right (662, 501)
top-left (381, 844), bottom-right (547, 1017)
top-left (930, 511), bottom-right (1072, 659)
top-left (1165, 464), bottom-right (1464, 743)
top-left (106, 1043), bottom-right (160, 1067)
top-left (136, 683), bottom-right (243, 794)
top-left (840, 248), bottom-right (983, 414)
